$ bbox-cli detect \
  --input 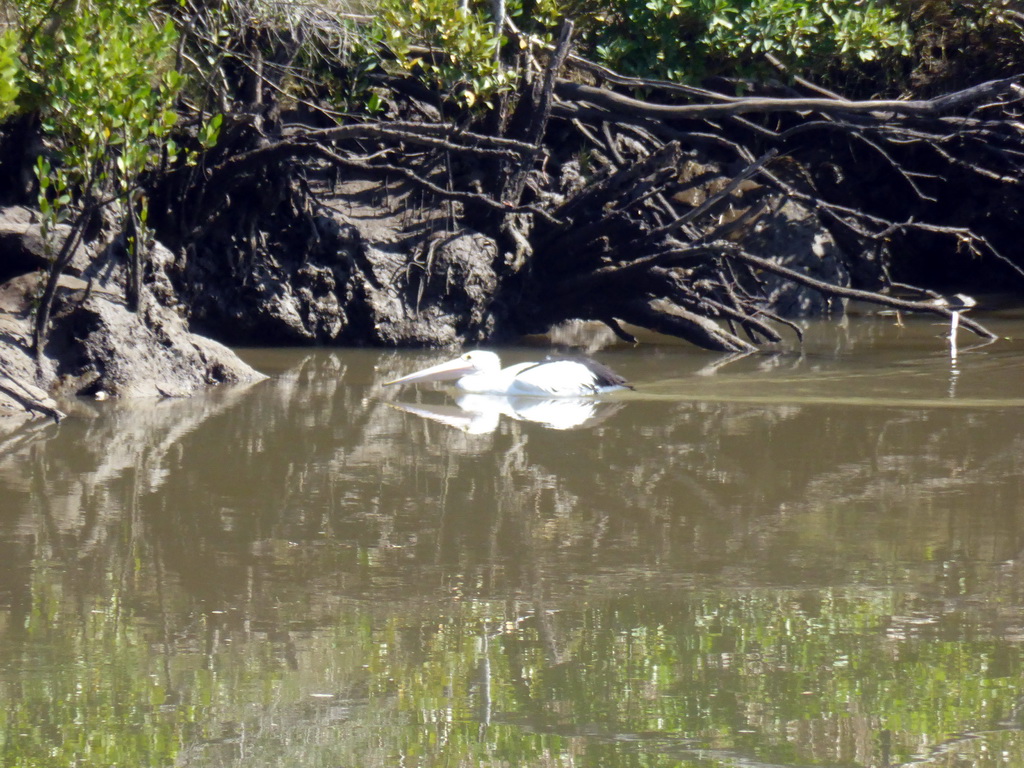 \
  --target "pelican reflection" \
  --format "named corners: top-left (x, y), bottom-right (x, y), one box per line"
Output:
top-left (390, 393), bottom-right (624, 433)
